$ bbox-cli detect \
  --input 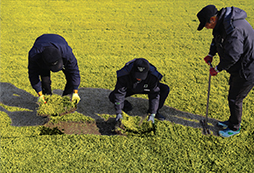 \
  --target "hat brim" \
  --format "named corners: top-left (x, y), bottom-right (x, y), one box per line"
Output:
top-left (197, 22), bottom-right (205, 31)
top-left (50, 58), bottom-right (63, 72)
top-left (134, 71), bottom-right (148, 80)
